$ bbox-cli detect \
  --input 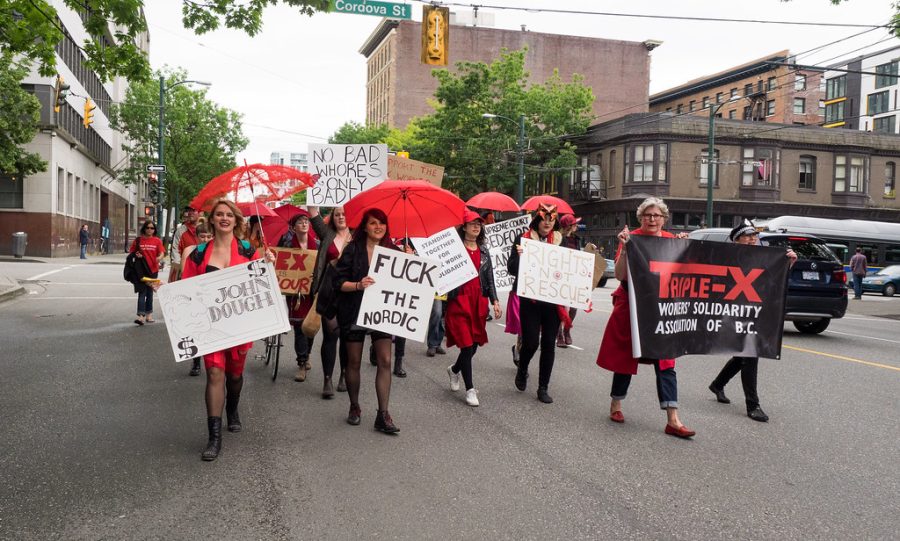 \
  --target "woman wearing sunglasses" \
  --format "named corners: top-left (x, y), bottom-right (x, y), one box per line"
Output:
top-left (129, 220), bottom-right (165, 325)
